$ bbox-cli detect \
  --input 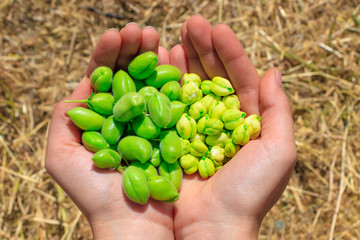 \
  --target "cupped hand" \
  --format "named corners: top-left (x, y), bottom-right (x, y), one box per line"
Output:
top-left (45, 24), bottom-right (174, 240)
top-left (169, 15), bottom-right (297, 239)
